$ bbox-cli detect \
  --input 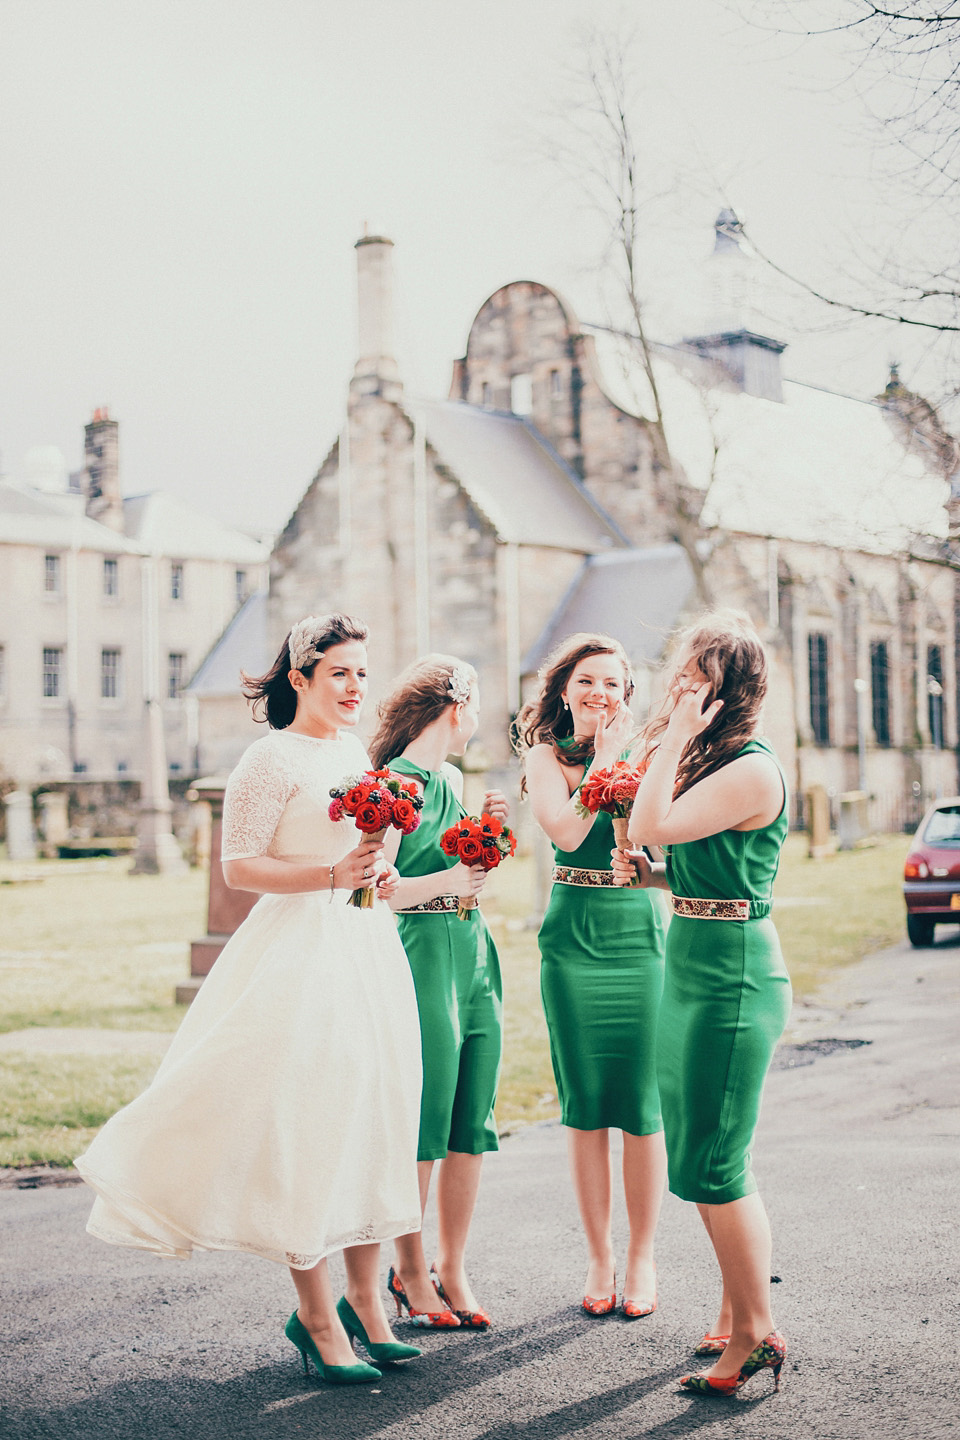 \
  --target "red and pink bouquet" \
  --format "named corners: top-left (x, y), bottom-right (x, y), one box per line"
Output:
top-left (329, 769), bottom-right (423, 907)
top-left (575, 757), bottom-right (651, 886)
top-left (439, 812), bottom-right (517, 920)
